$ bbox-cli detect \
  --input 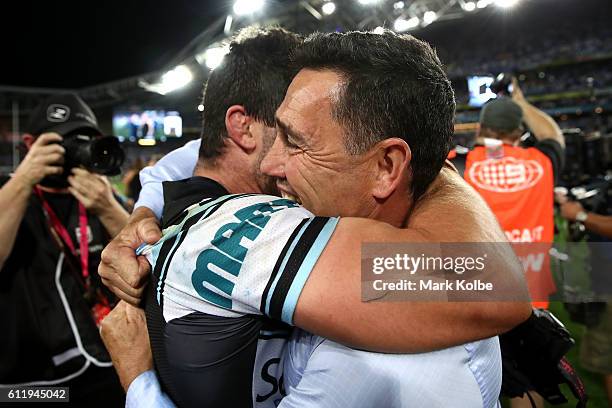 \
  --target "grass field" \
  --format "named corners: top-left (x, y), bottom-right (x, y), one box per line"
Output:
top-left (547, 218), bottom-right (610, 407)
top-left (545, 301), bottom-right (608, 407)
top-left (502, 216), bottom-right (610, 407)
top-left (500, 300), bottom-right (609, 407)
